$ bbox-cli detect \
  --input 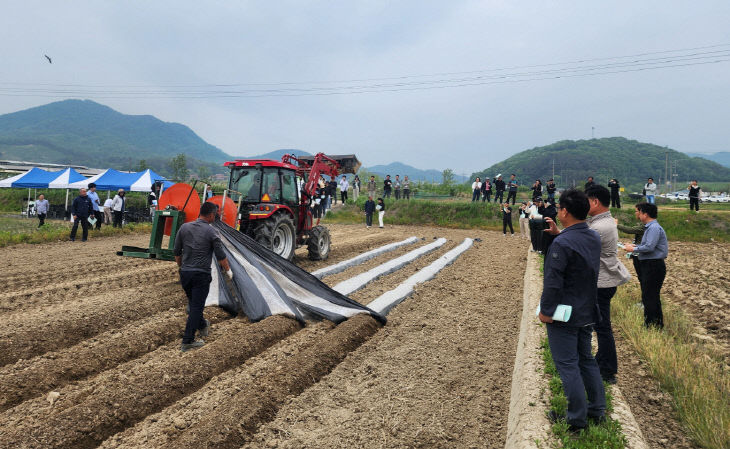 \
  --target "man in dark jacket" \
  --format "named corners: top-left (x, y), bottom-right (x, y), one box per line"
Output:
top-left (70, 188), bottom-right (94, 242)
top-left (608, 179), bottom-right (621, 208)
top-left (364, 196), bottom-right (375, 228)
top-left (383, 175), bottom-right (393, 198)
top-left (539, 188), bottom-right (606, 433)
top-left (546, 179), bottom-right (557, 203)
top-left (493, 175), bottom-right (506, 203)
